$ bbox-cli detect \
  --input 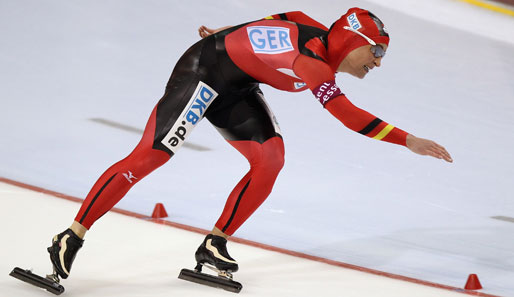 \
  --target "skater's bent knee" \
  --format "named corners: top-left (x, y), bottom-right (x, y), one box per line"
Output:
top-left (251, 147), bottom-right (284, 174)
top-left (122, 147), bottom-right (171, 179)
